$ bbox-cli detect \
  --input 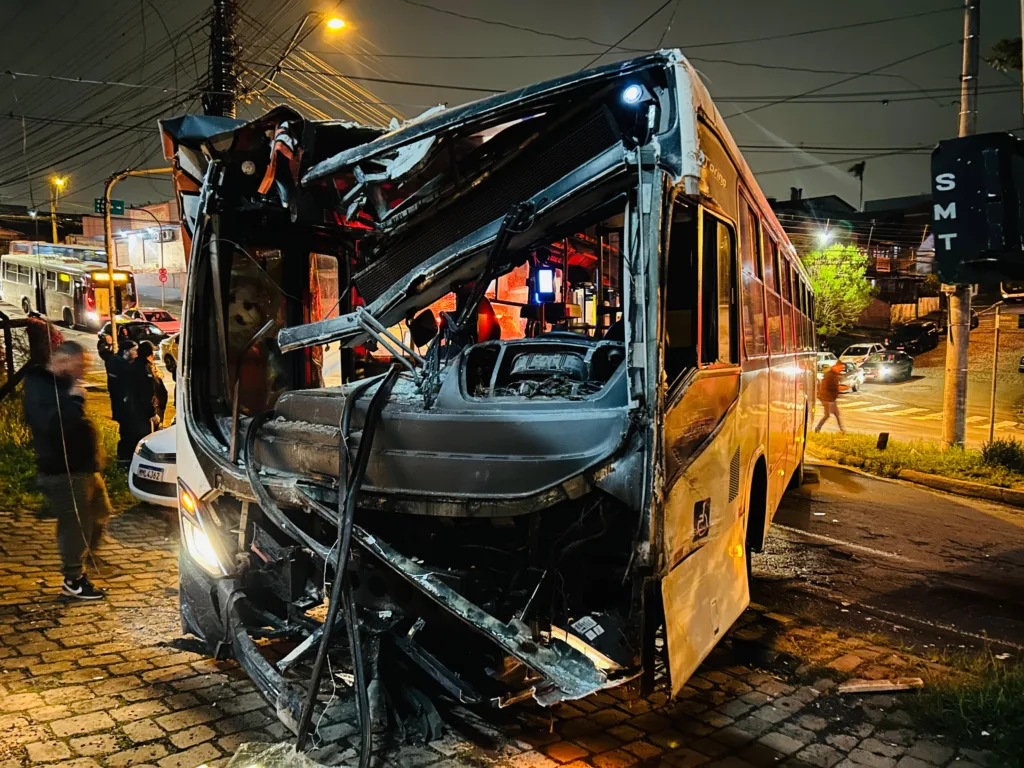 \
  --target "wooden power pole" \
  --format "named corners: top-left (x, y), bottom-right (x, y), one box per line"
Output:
top-left (941, 0), bottom-right (980, 448)
top-left (203, 0), bottom-right (238, 117)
